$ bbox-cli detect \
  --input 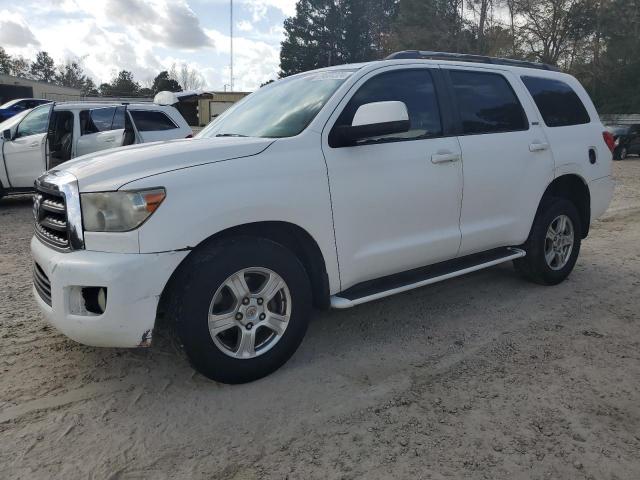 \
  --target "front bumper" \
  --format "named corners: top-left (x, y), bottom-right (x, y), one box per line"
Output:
top-left (31, 236), bottom-right (188, 347)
